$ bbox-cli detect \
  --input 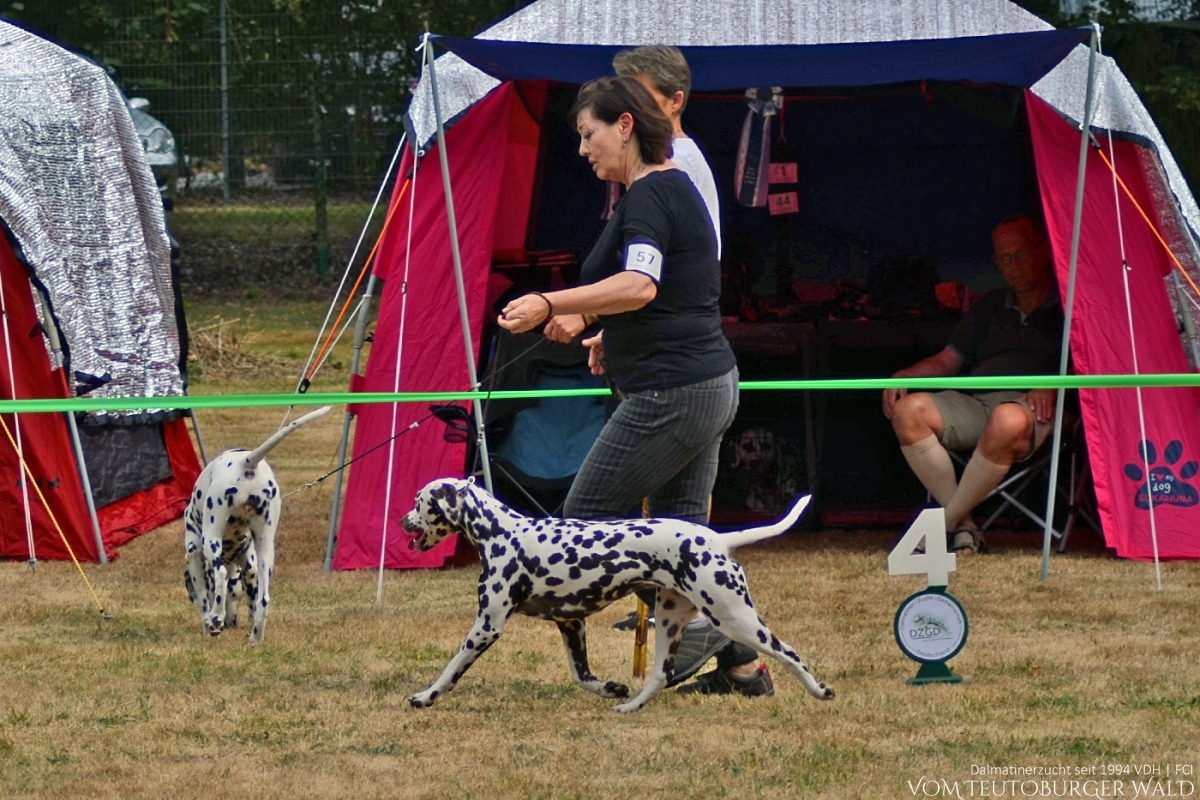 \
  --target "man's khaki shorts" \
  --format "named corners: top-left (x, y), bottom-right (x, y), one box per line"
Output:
top-left (929, 390), bottom-right (1054, 461)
